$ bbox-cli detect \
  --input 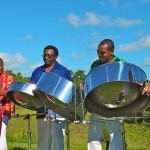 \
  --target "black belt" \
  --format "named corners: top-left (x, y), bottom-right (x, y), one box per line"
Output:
top-left (36, 106), bottom-right (48, 119)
